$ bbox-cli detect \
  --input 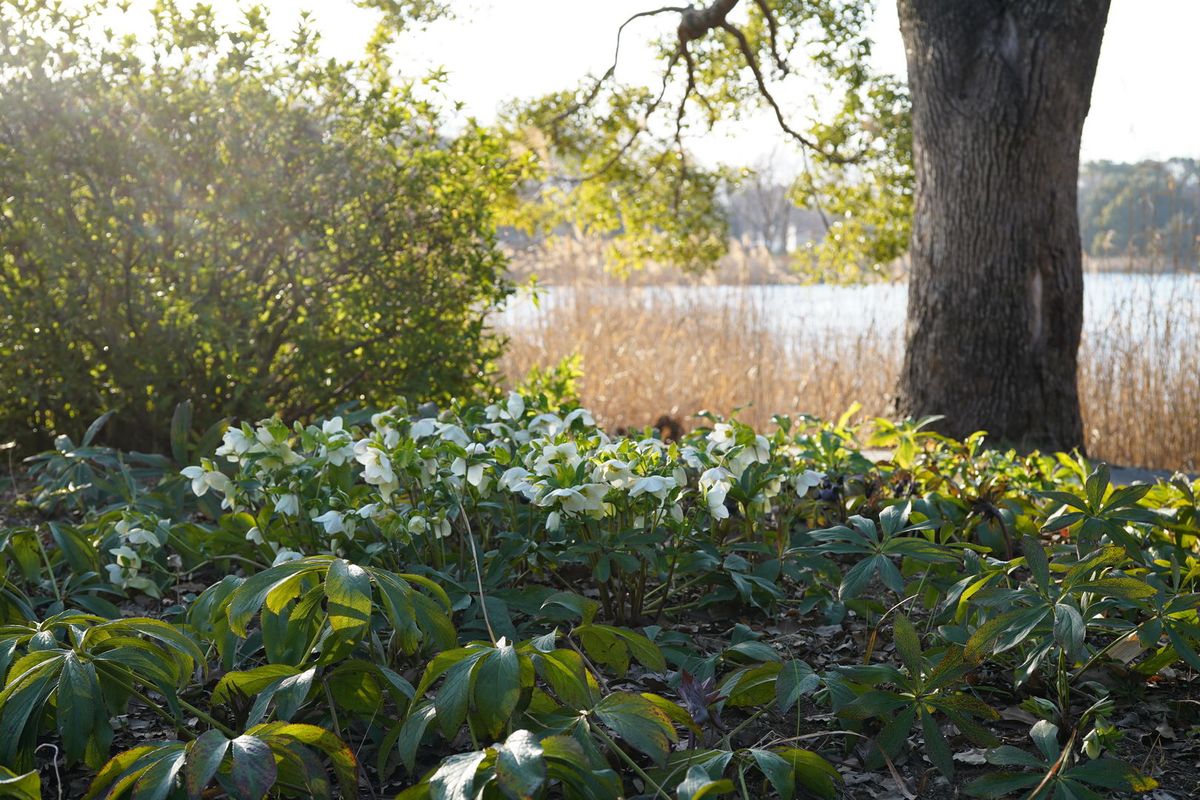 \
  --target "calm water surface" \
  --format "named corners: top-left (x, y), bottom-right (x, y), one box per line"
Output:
top-left (500, 273), bottom-right (1200, 344)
